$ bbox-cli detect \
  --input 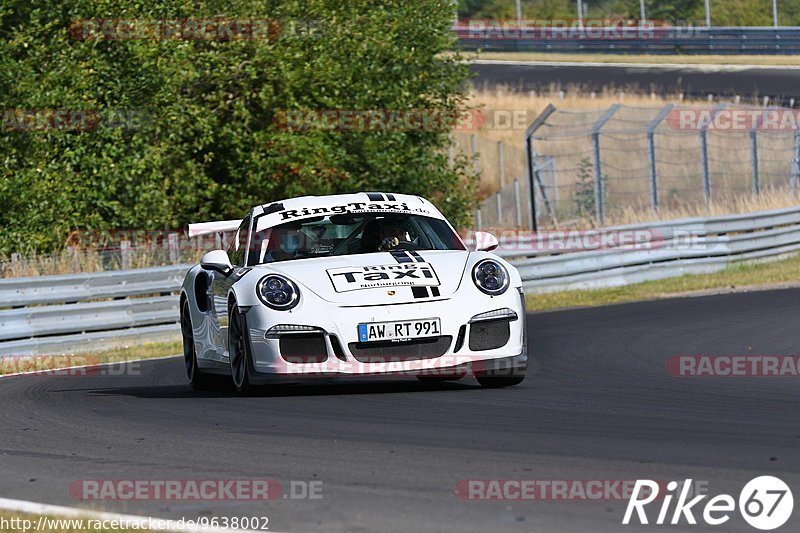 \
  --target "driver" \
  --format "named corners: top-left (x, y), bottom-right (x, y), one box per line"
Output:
top-left (262, 227), bottom-right (304, 263)
top-left (378, 222), bottom-right (412, 251)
